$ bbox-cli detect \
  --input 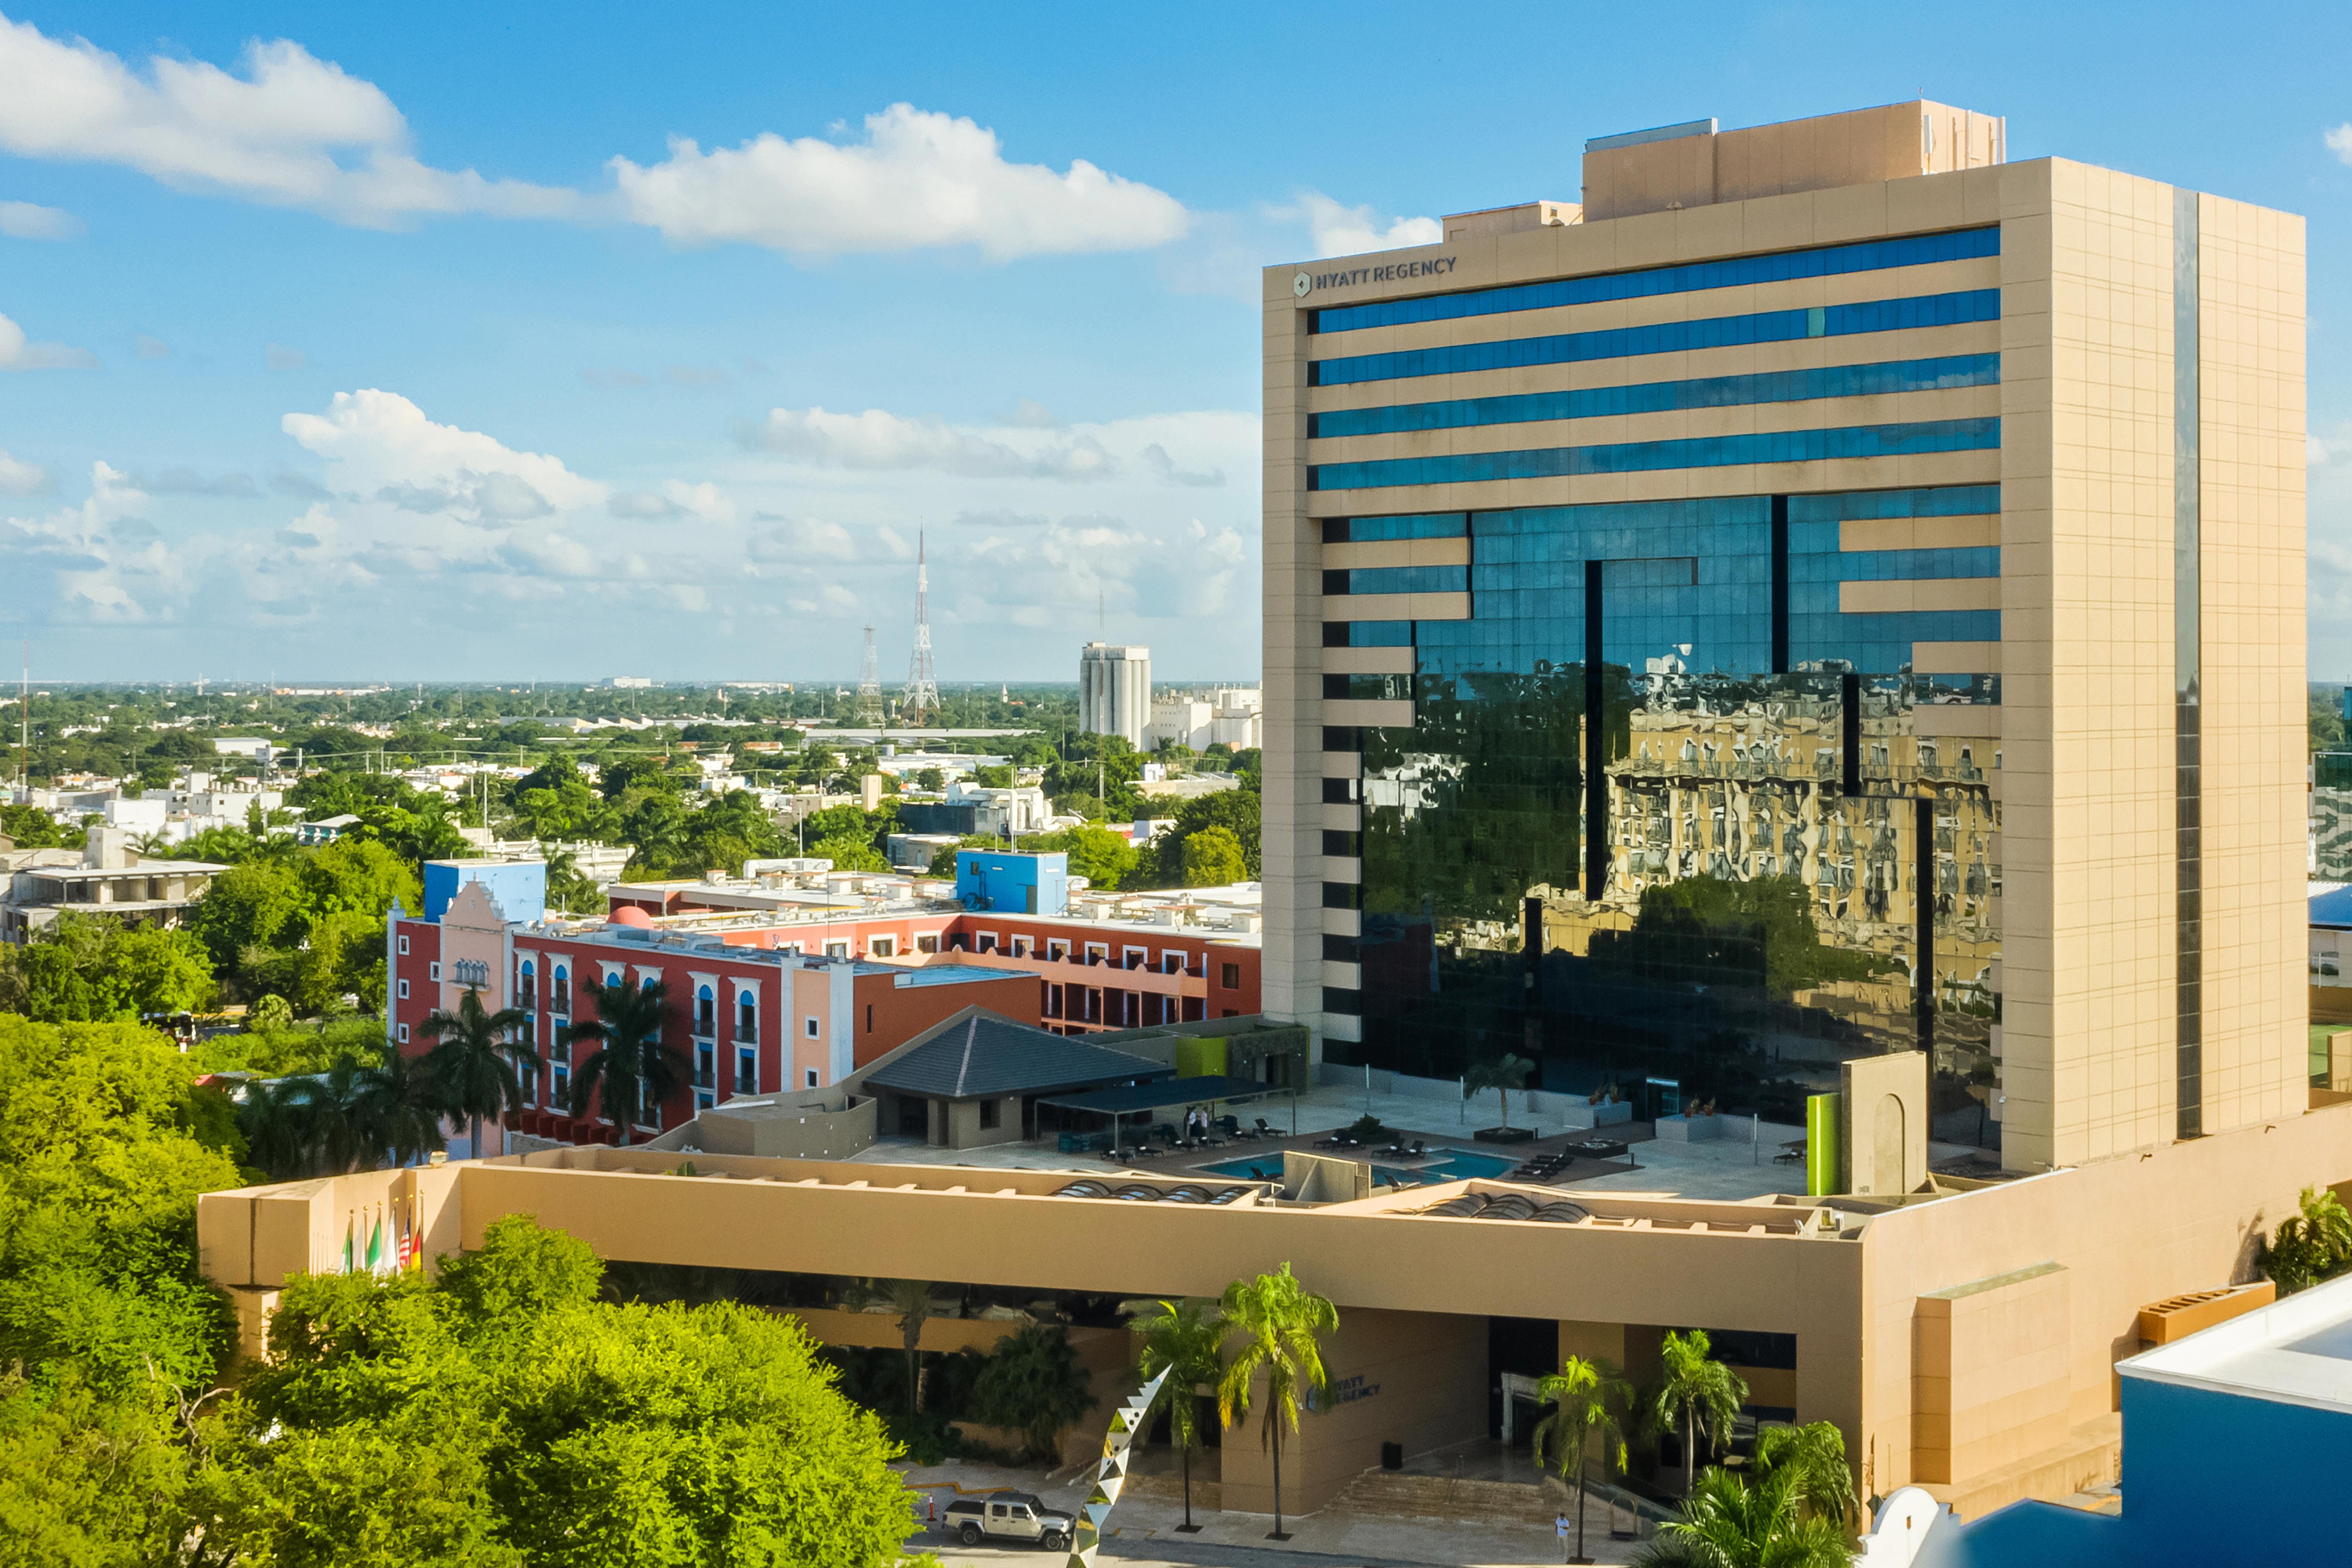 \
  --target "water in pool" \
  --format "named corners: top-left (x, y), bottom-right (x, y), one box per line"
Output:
top-left (1198, 1148), bottom-right (1516, 1187)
